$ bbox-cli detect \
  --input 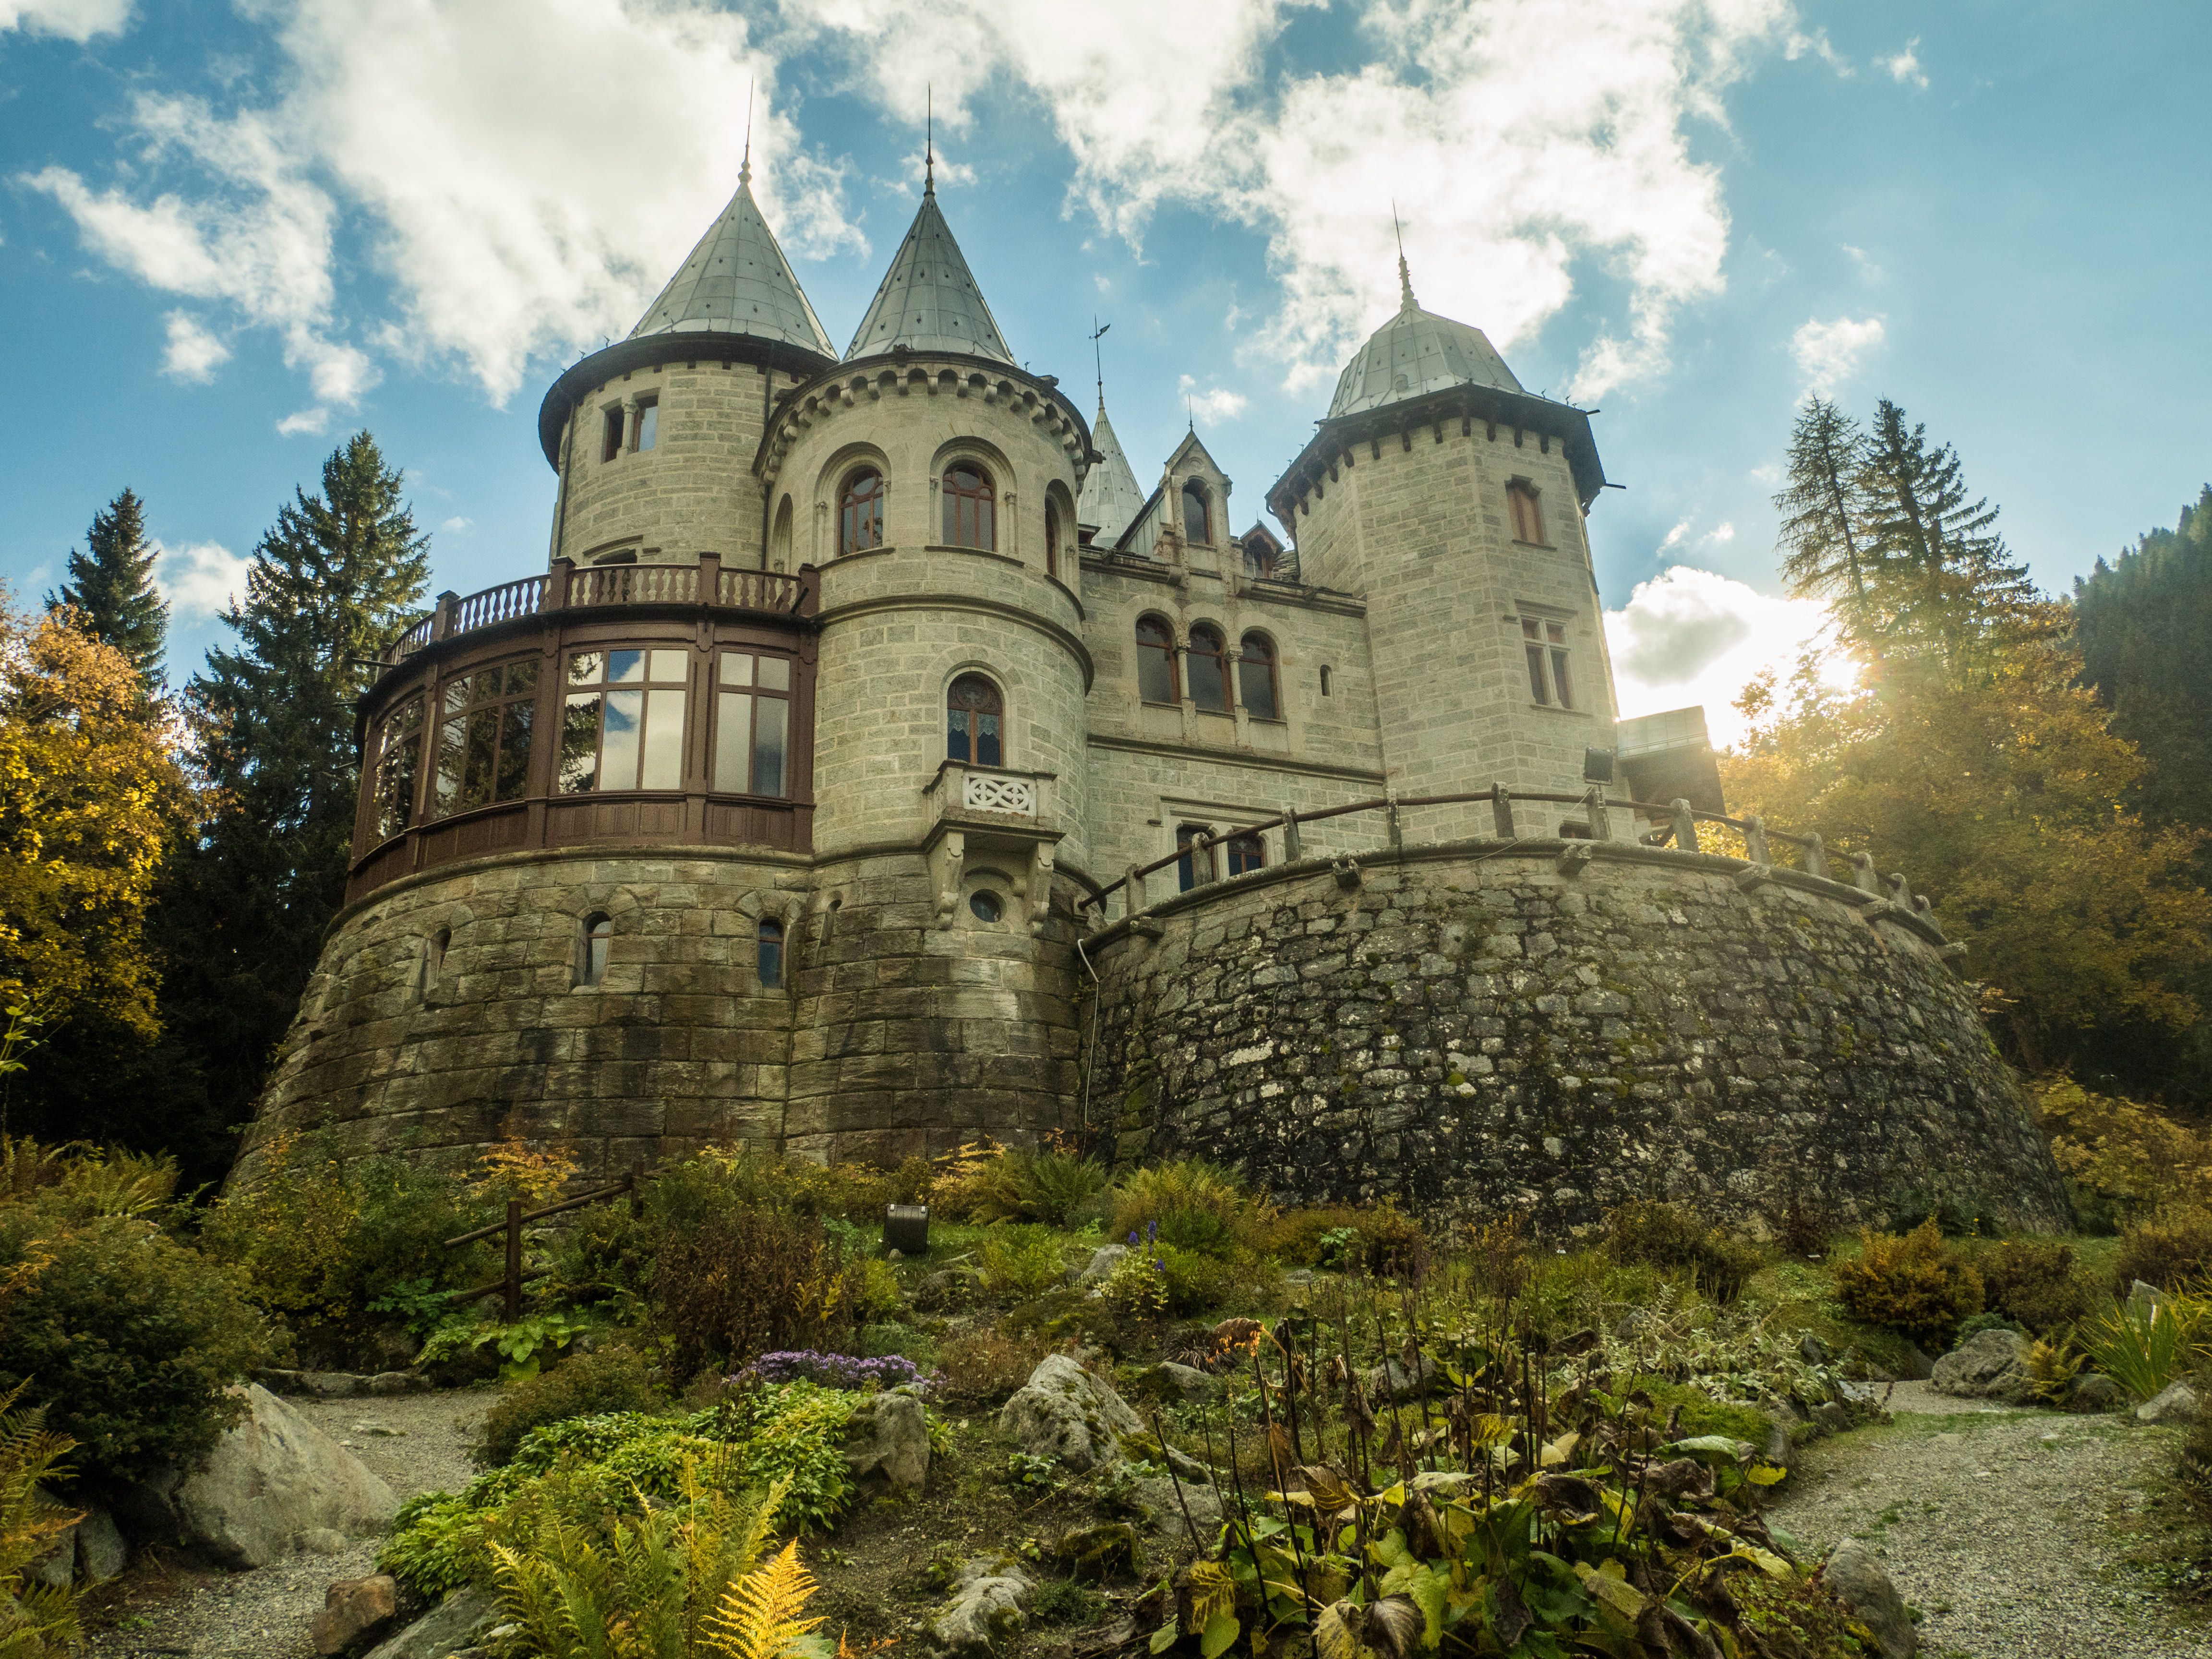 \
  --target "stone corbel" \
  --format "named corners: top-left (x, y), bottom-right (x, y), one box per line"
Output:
top-left (1556, 844), bottom-right (1595, 877)
top-left (1021, 841), bottom-right (1056, 936)
top-left (929, 830), bottom-right (966, 929)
